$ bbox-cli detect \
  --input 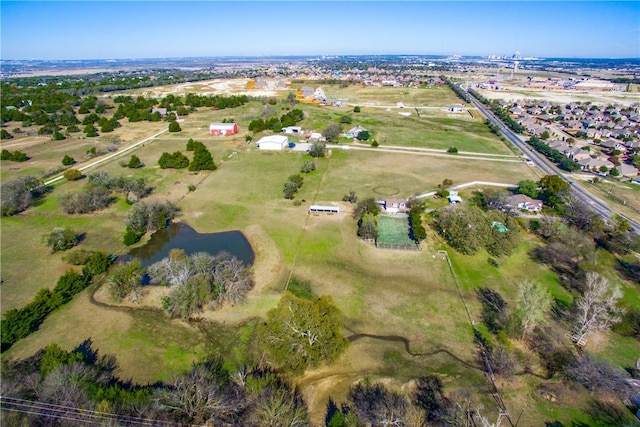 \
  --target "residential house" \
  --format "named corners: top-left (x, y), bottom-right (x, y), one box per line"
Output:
top-left (346, 126), bottom-right (368, 139)
top-left (578, 157), bottom-right (615, 171)
top-left (384, 198), bottom-right (410, 214)
top-left (618, 163), bottom-right (639, 177)
top-left (600, 139), bottom-right (627, 152)
top-left (504, 194), bottom-right (543, 212)
top-left (566, 147), bottom-right (592, 161)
